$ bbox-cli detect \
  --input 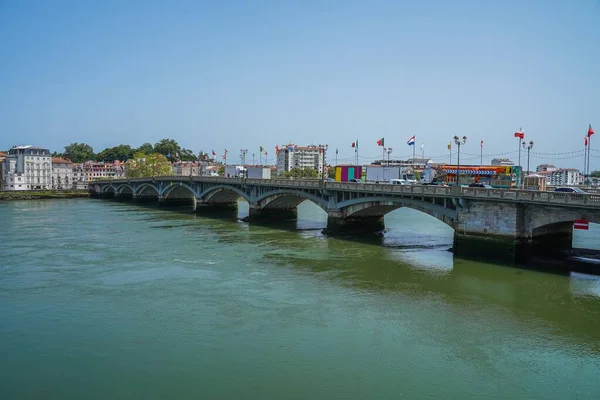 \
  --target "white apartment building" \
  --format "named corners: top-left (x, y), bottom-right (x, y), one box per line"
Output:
top-left (546, 168), bottom-right (581, 186)
top-left (491, 158), bottom-right (515, 166)
top-left (276, 144), bottom-right (326, 175)
top-left (1, 145), bottom-right (52, 190)
top-left (536, 164), bottom-right (556, 173)
top-left (52, 157), bottom-right (73, 189)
